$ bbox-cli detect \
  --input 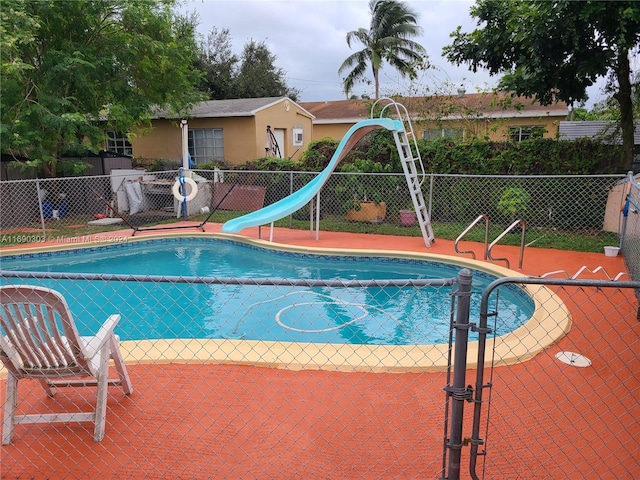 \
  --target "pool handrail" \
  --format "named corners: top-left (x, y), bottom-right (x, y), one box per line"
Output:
top-left (487, 219), bottom-right (527, 269)
top-left (454, 214), bottom-right (490, 260)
